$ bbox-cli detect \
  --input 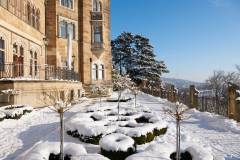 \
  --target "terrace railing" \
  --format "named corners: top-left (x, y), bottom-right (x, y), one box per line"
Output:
top-left (0, 63), bottom-right (80, 81)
